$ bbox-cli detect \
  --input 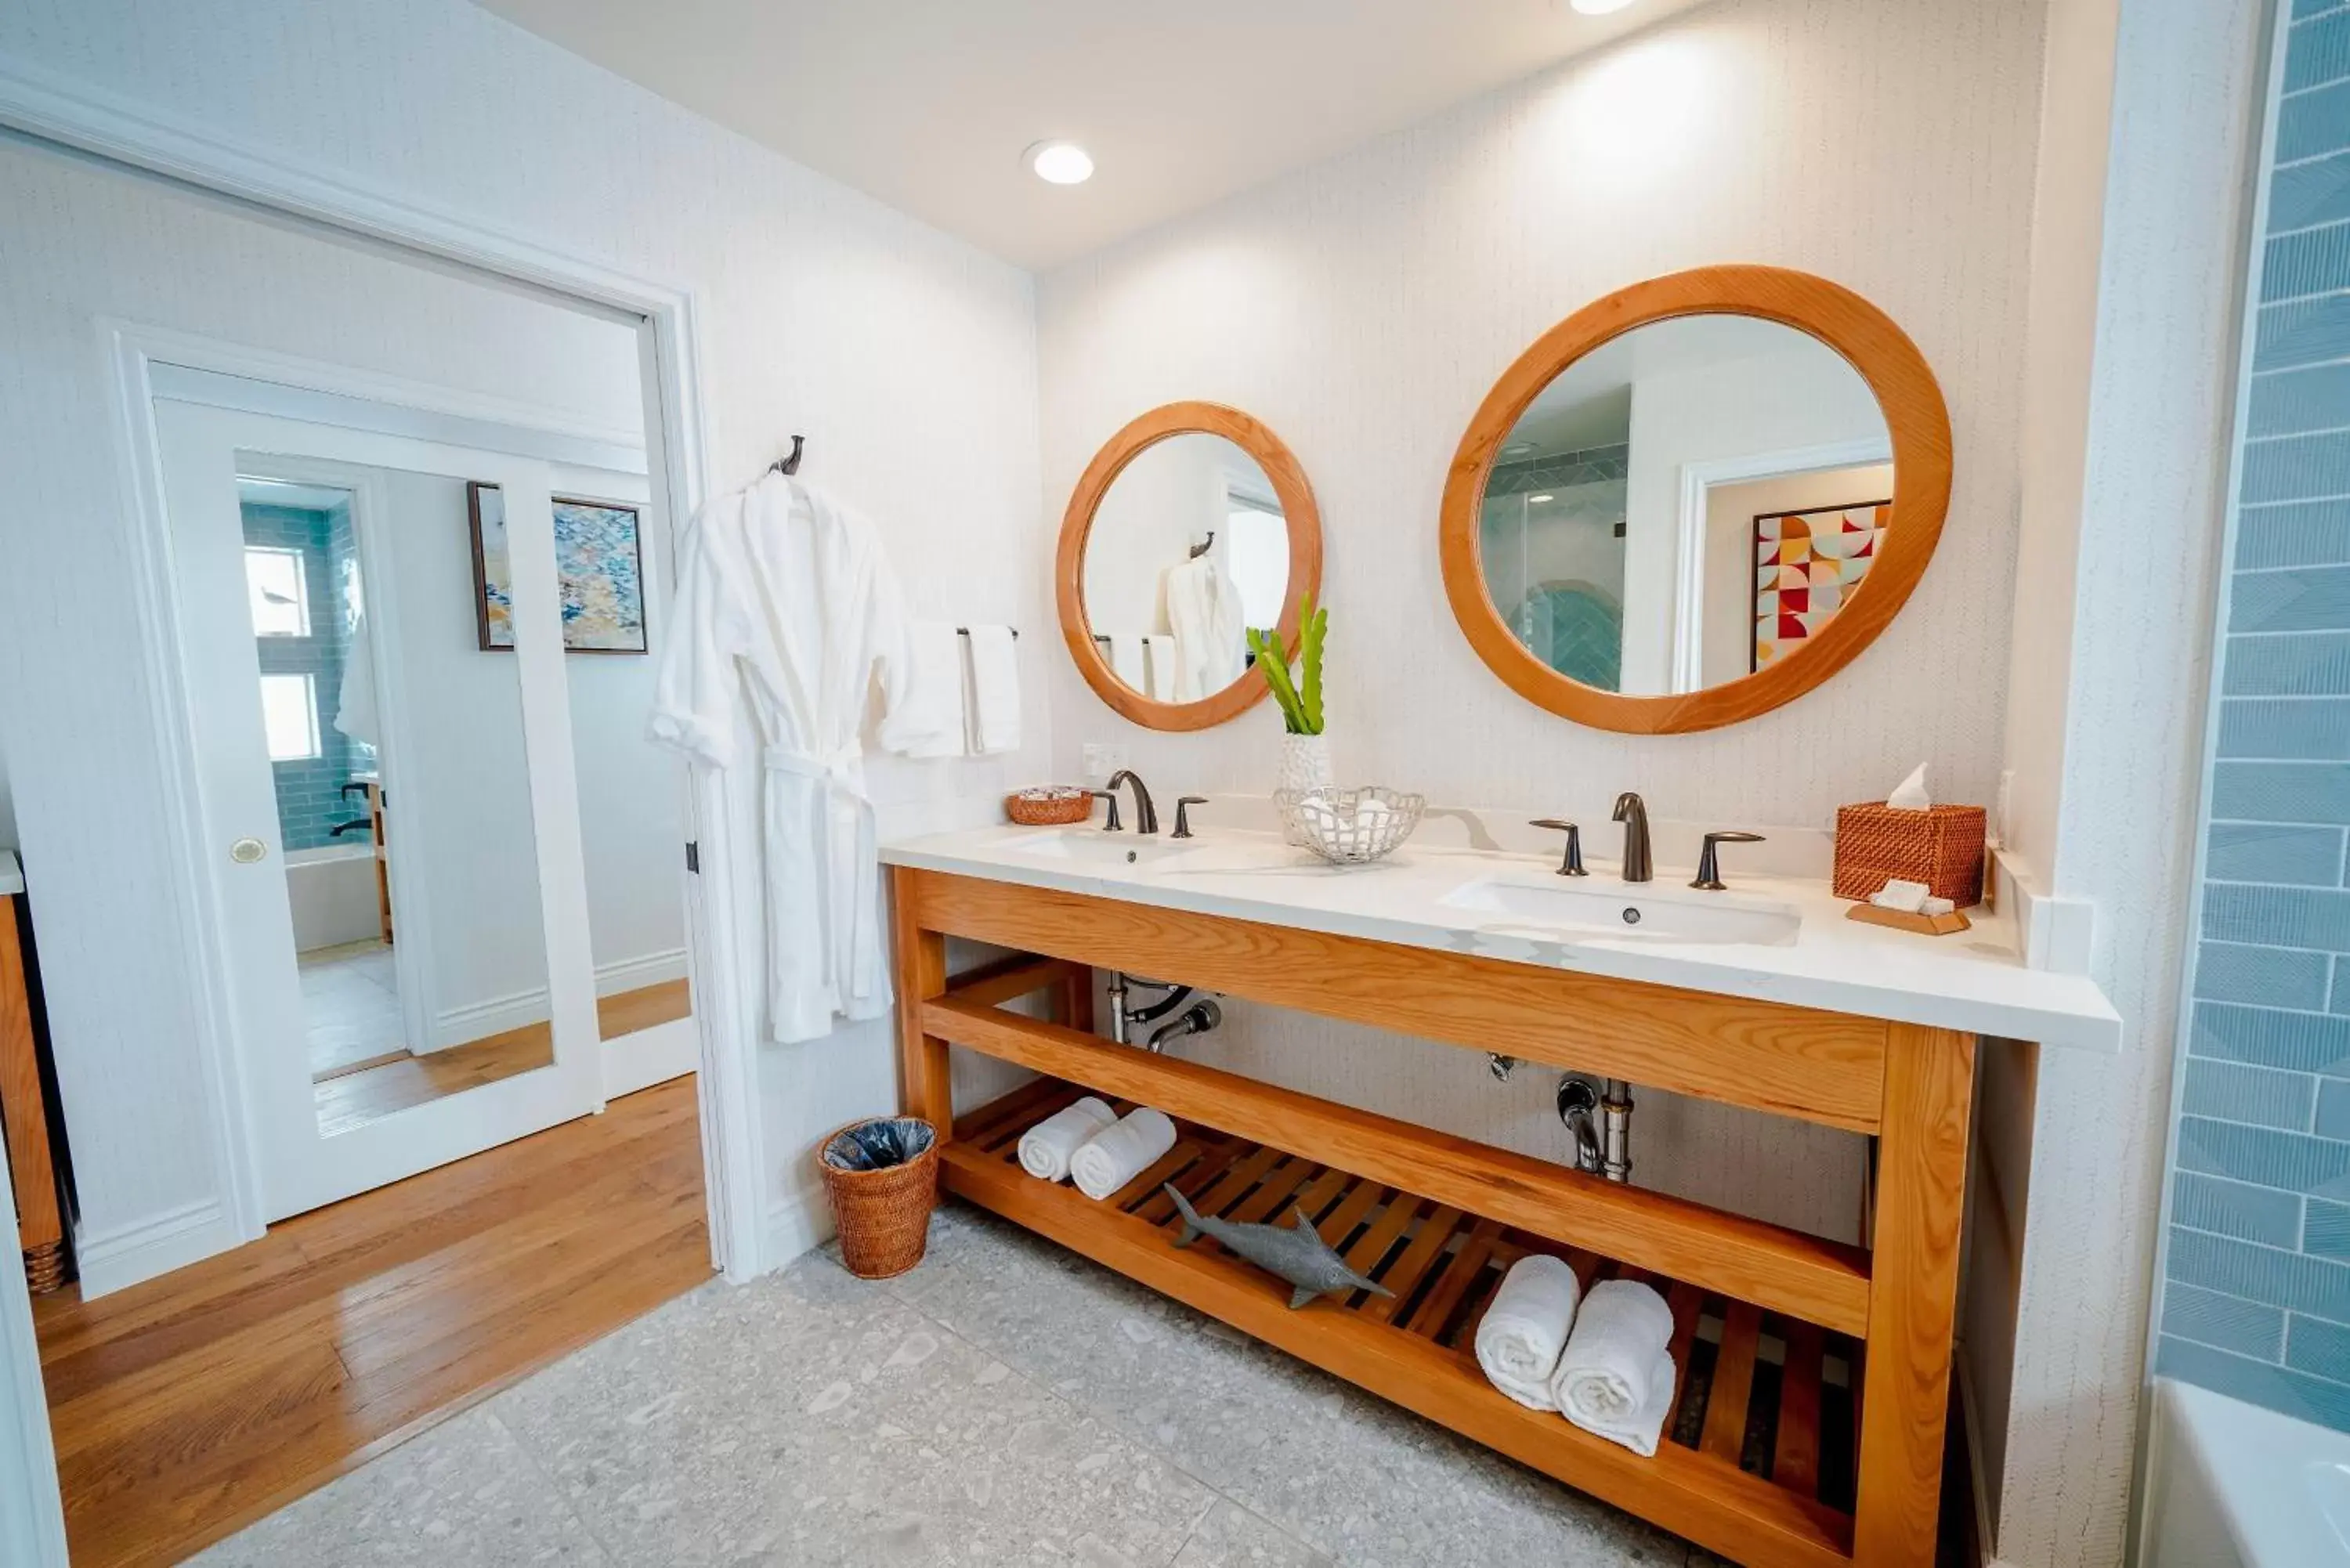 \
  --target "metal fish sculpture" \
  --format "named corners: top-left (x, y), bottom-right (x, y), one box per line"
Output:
top-left (1165, 1184), bottom-right (1394, 1310)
